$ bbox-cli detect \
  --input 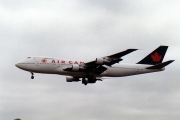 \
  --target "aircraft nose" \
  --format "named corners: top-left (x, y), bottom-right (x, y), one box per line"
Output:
top-left (15, 63), bottom-right (26, 69)
top-left (15, 63), bottom-right (25, 69)
top-left (15, 63), bottom-right (20, 68)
